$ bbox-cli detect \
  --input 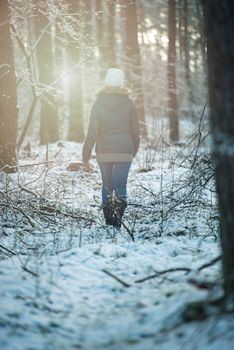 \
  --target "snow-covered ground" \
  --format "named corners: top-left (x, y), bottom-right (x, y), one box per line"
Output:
top-left (0, 140), bottom-right (234, 350)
